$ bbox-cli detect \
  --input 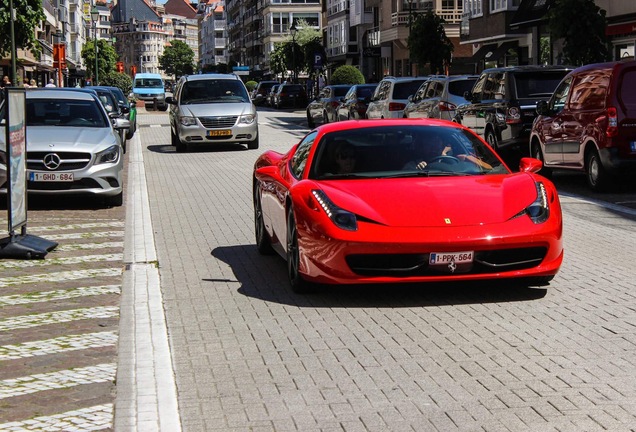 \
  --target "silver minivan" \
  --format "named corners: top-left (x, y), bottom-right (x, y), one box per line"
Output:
top-left (166, 74), bottom-right (259, 152)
